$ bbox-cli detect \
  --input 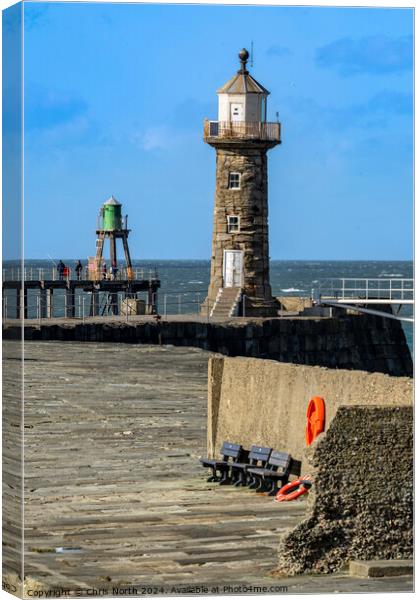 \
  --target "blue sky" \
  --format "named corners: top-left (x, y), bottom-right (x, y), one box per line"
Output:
top-left (20, 2), bottom-right (413, 260)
